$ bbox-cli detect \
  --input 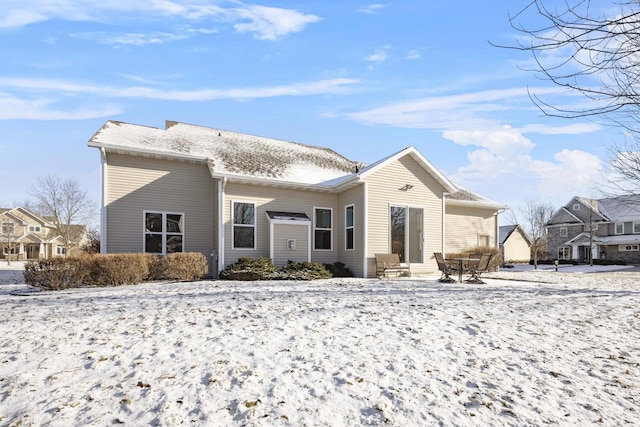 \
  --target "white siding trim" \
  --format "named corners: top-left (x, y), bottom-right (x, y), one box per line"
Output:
top-left (442, 192), bottom-right (447, 255)
top-left (218, 178), bottom-right (226, 272)
top-left (363, 182), bottom-right (368, 277)
top-left (100, 148), bottom-right (107, 254)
